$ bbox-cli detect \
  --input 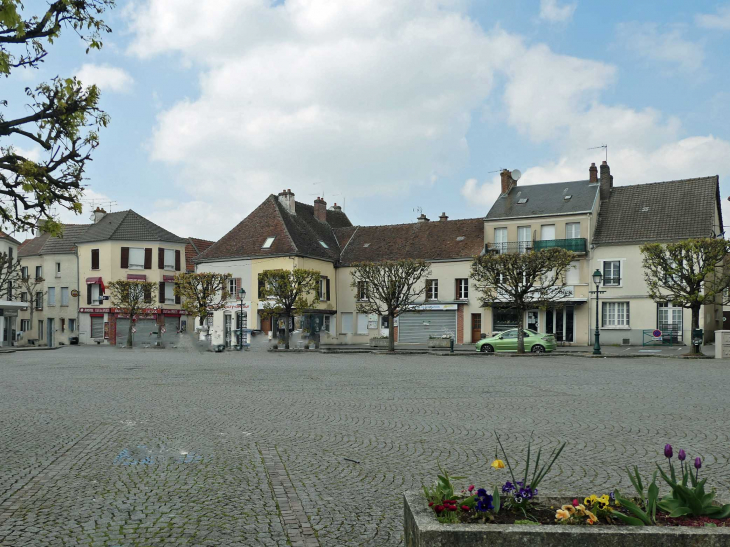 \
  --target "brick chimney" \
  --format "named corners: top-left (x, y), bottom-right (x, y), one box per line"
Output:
top-left (313, 197), bottom-right (327, 222)
top-left (278, 189), bottom-right (296, 215)
top-left (93, 207), bottom-right (107, 224)
top-left (500, 169), bottom-right (516, 195)
top-left (599, 161), bottom-right (611, 201)
top-left (417, 213), bottom-right (430, 223)
top-left (439, 212), bottom-right (448, 221)
top-left (330, 203), bottom-right (342, 212)
top-left (589, 163), bottom-right (598, 183)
